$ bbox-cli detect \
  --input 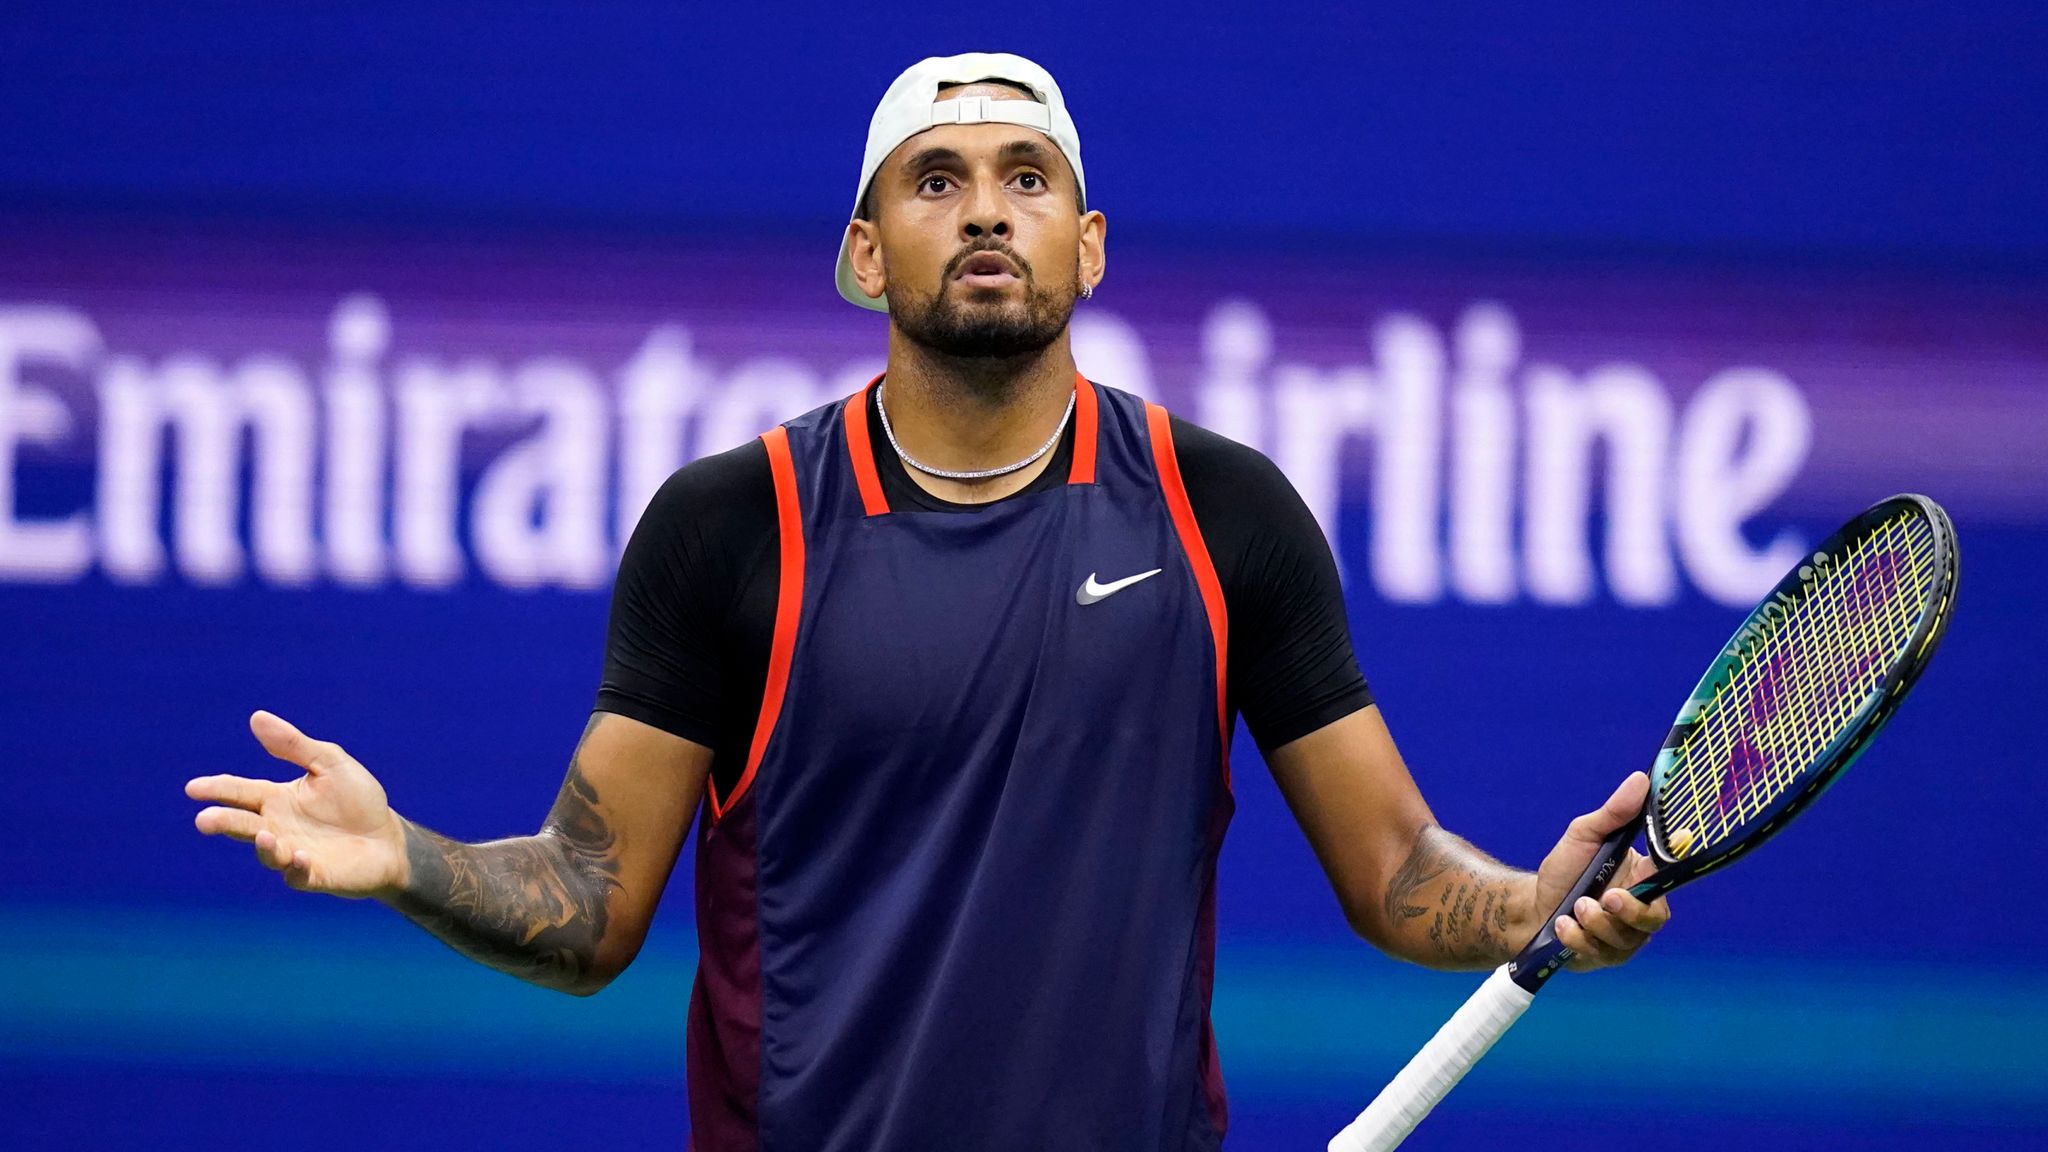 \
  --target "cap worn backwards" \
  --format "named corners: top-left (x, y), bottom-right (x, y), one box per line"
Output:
top-left (836, 52), bottom-right (1085, 313)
